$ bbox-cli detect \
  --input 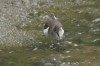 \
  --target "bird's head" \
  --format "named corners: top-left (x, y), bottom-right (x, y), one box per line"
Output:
top-left (50, 13), bottom-right (58, 20)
